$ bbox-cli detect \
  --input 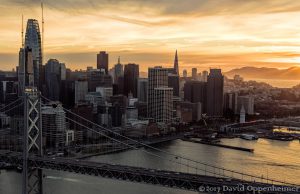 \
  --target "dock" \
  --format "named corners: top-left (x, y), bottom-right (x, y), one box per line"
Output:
top-left (182, 138), bottom-right (254, 153)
